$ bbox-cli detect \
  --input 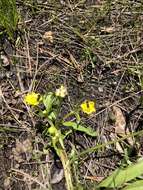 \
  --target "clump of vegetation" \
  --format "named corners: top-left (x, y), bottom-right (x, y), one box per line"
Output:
top-left (1, 0), bottom-right (143, 189)
top-left (24, 86), bottom-right (97, 190)
top-left (0, 0), bottom-right (19, 41)
top-left (24, 87), bottom-right (143, 190)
